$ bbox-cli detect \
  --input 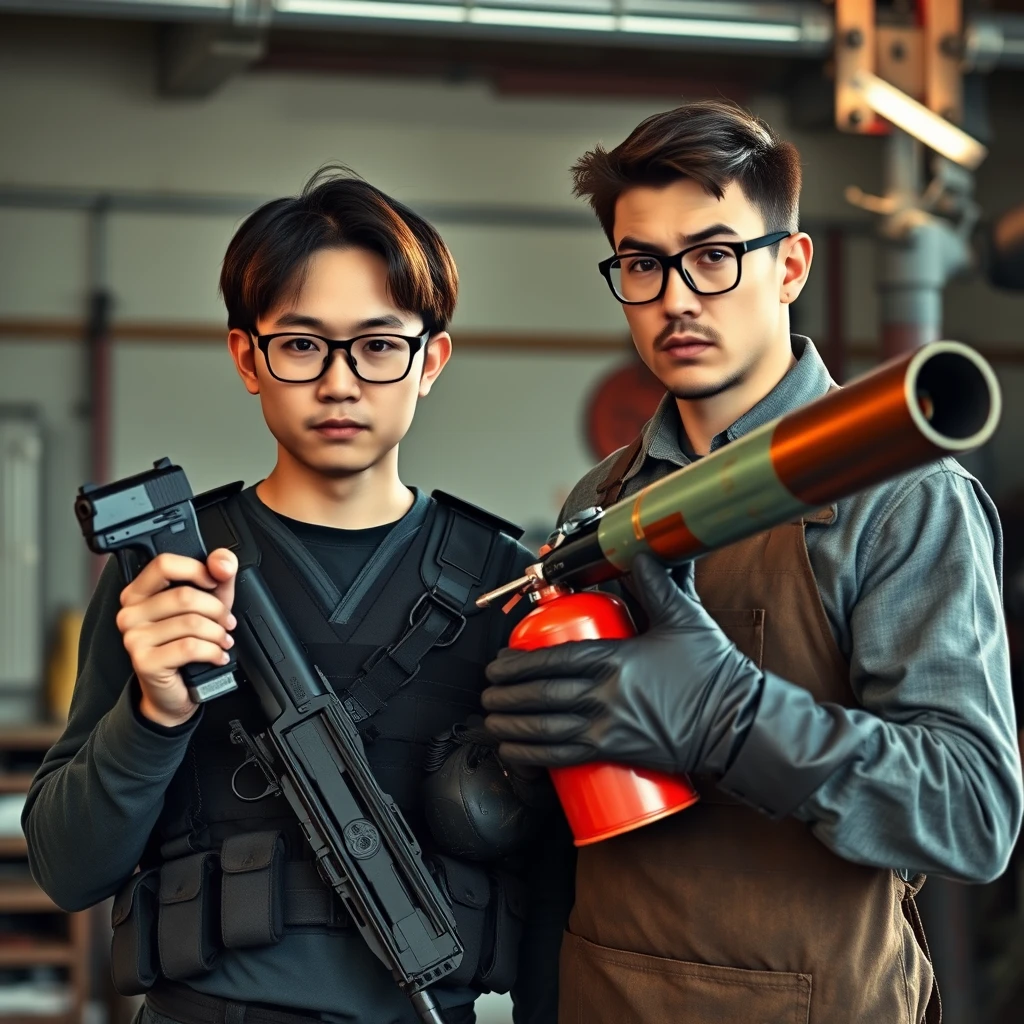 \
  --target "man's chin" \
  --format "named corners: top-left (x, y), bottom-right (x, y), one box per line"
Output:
top-left (662, 369), bottom-right (743, 401)
top-left (294, 447), bottom-right (382, 479)
top-left (317, 457), bottom-right (381, 478)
